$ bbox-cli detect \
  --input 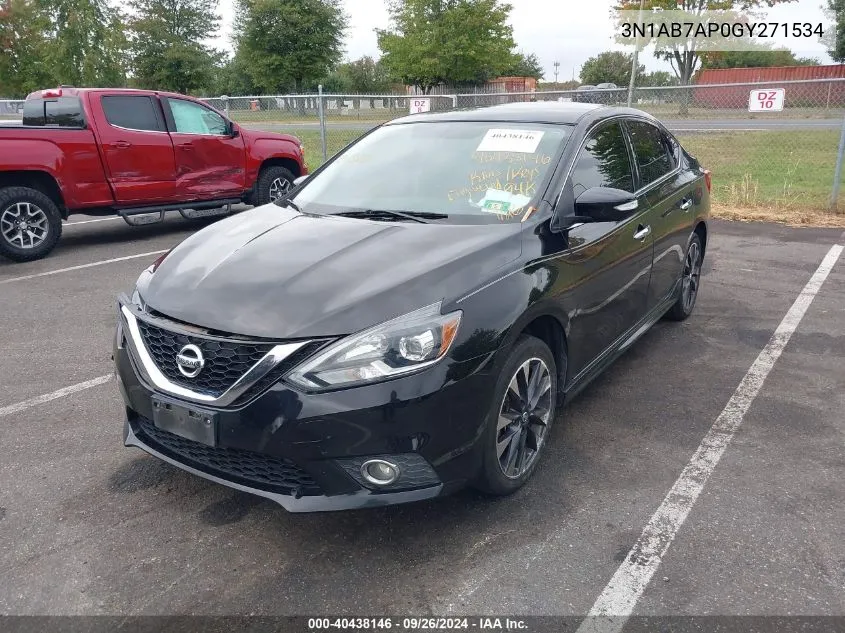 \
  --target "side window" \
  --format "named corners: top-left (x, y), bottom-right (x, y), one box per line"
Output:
top-left (570, 122), bottom-right (634, 198)
top-left (626, 120), bottom-right (675, 187)
top-left (167, 98), bottom-right (228, 135)
top-left (101, 96), bottom-right (164, 132)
